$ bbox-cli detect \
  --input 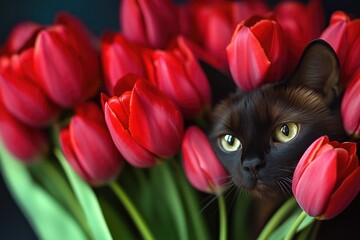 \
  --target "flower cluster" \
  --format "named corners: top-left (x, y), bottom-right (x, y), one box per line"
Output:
top-left (0, 0), bottom-right (359, 239)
